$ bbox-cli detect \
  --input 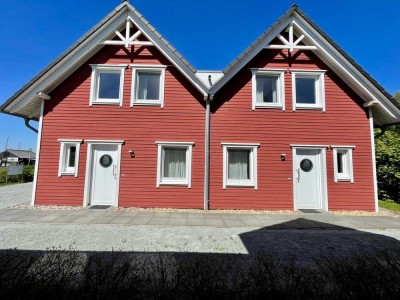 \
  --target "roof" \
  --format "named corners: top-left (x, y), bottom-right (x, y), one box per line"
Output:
top-left (1, 3), bottom-right (399, 127)
top-left (2, 149), bottom-right (36, 159)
